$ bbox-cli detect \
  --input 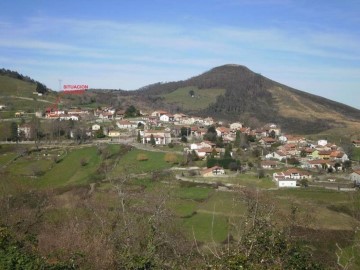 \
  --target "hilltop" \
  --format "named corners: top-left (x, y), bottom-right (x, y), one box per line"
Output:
top-left (126, 64), bottom-right (360, 135)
